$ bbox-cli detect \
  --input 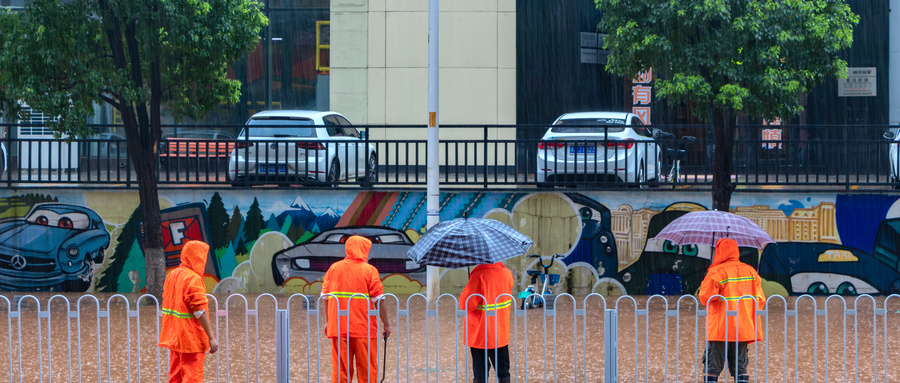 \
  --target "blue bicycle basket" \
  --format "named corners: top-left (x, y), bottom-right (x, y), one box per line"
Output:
top-left (539, 274), bottom-right (561, 285)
